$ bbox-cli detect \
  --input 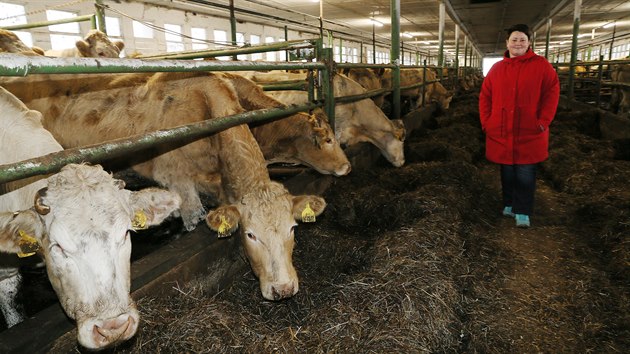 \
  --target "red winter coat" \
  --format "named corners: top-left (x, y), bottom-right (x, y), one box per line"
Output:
top-left (479, 49), bottom-right (560, 164)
